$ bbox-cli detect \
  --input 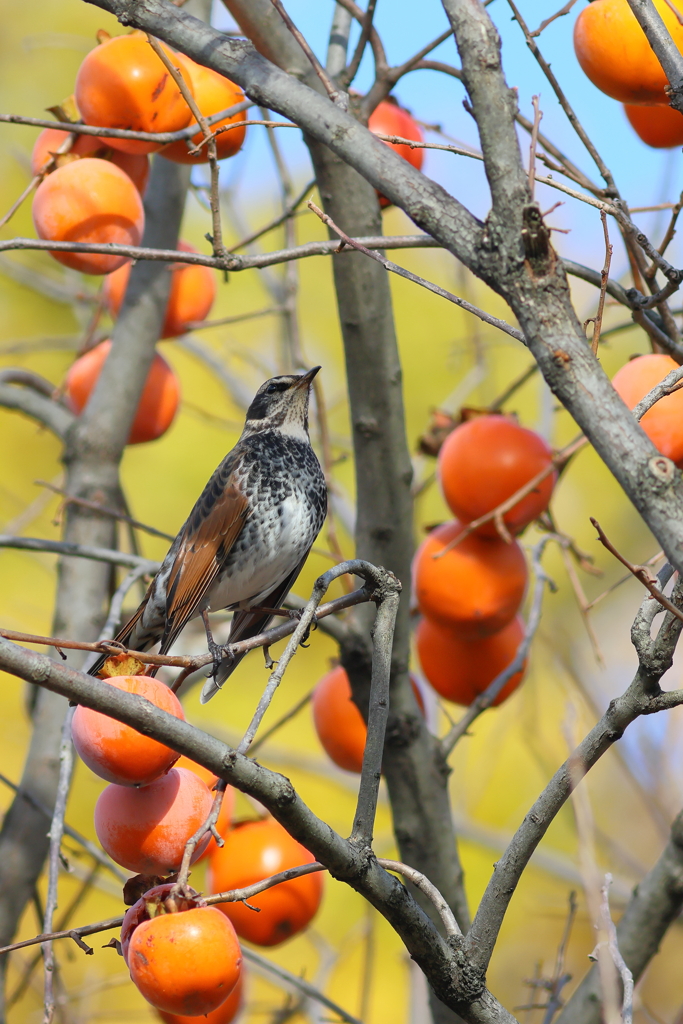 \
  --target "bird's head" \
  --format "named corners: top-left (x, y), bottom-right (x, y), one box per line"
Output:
top-left (244, 367), bottom-right (320, 439)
